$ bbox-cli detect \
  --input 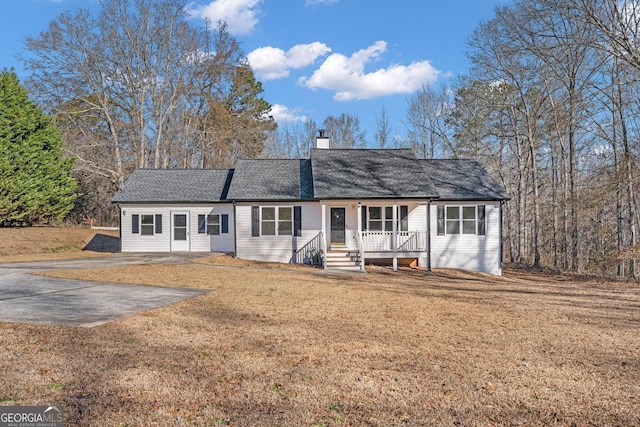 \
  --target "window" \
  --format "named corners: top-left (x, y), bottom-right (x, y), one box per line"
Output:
top-left (207, 214), bottom-right (220, 235)
top-left (385, 207), bottom-right (393, 231)
top-left (251, 206), bottom-right (300, 237)
top-left (261, 206), bottom-right (292, 236)
top-left (368, 207), bottom-right (382, 231)
top-left (277, 207), bottom-right (292, 235)
top-left (363, 205), bottom-right (409, 231)
top-left (131, 214), bottom-right (162, 235)
top-left (462, 206), bottom-right (476, 234)
top-left (446, 207), bottom-right (460, 234)
top-left (400, 205), bottom-right (409, 232)
top-left (199, 214), bottom-right (228, 235)
top-left (440, 205), bottom-right (486, 235)
top-left (261, 207), bottom-right (276, 236)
